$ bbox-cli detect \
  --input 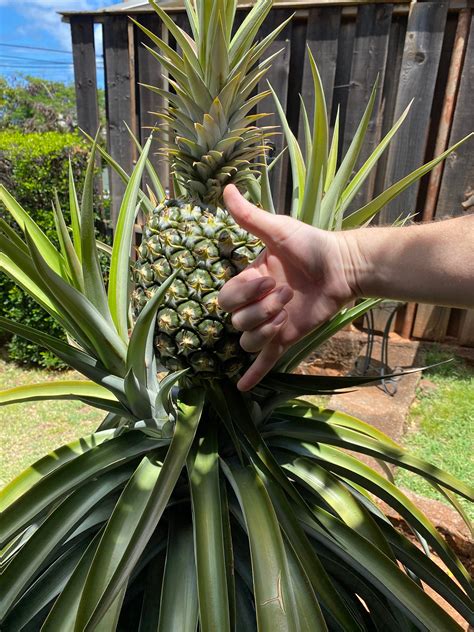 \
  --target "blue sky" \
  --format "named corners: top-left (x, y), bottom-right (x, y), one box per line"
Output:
top-left (0, 0), bottom-right (118, 86)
